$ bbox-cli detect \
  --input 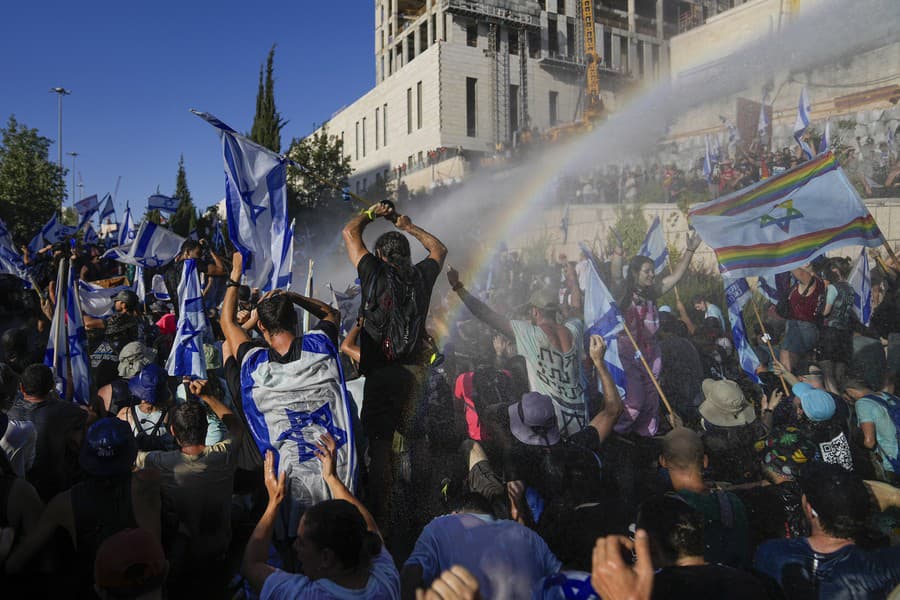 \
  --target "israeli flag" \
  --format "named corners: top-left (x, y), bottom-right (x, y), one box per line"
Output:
top-left (78, 279), bottom-right (131, 319)
top-left (0, 219), bottom-right (26, 281)
top-left (133, 265), bottom-right (146, 304)
top-left (104, 221), bottom-right (184, 269)
top-left (211, 216), bottom-right (227, 252)
top-left (99, 193), bottom-right (116, 224)
top-left (302, 260), bottom-right (314, 333)
top-left (329, 283), bottom-right (362, 338)
top-left (756, 275), bottom-right (780, 305)
top-left (66, 262), bottom-right (91, 405)
top-left (581, 242), bottom-right (627, 400)
top-left (703, 135), bottom-right (714, 183)
top-left (118, 205), bottom-right (136, 246)
top-left (83, 223), bottom-right (99, 246)
top-left (44, 260), bottom-right (69, 397)
top-left (166, 259), bottom-right (208, 379)
top-left (238, 327), bottom-right (357, 538)
top-left (560, 202), bottom-right (570, 244)
top-left (148, 194), bottom-right (180, 214)
top-left (720, 115), bottom-right (741, 143)
top-left (74, 194), bottom-right (99, 217)
top-left (758, 91), bottom-right (769, 141)
top-left (28, 213), bottom-right (77, 254)
top-left (724, 277), bottom-right (762, 384)
top-left (638, 216), bottom-right (669, 274)
top-left (276, 219), bottom-right (295, 290)
top-left (713, 134), bottom-right (722, 163)
top-left (151, 274), bottom-right (170, 301)
top-left (848, 247), bottom-right (872, 326)
top-left (818, 120), bottom-right (831, 154)
top-left (793, 86), bottom-right (814, 160)
top-left (193, 110), bottom-right (290, 291)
